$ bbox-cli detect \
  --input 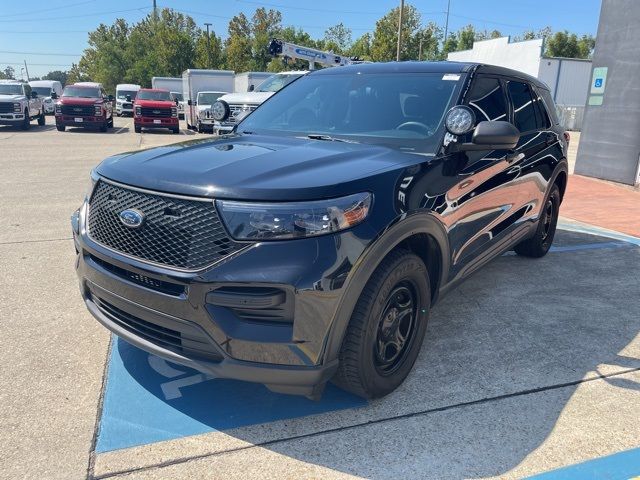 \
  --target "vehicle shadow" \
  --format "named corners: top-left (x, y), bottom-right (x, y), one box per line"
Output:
top-left (117, 229), bottom-right (640, 478)
top-left (62, 126), bottom-right (130, 134)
